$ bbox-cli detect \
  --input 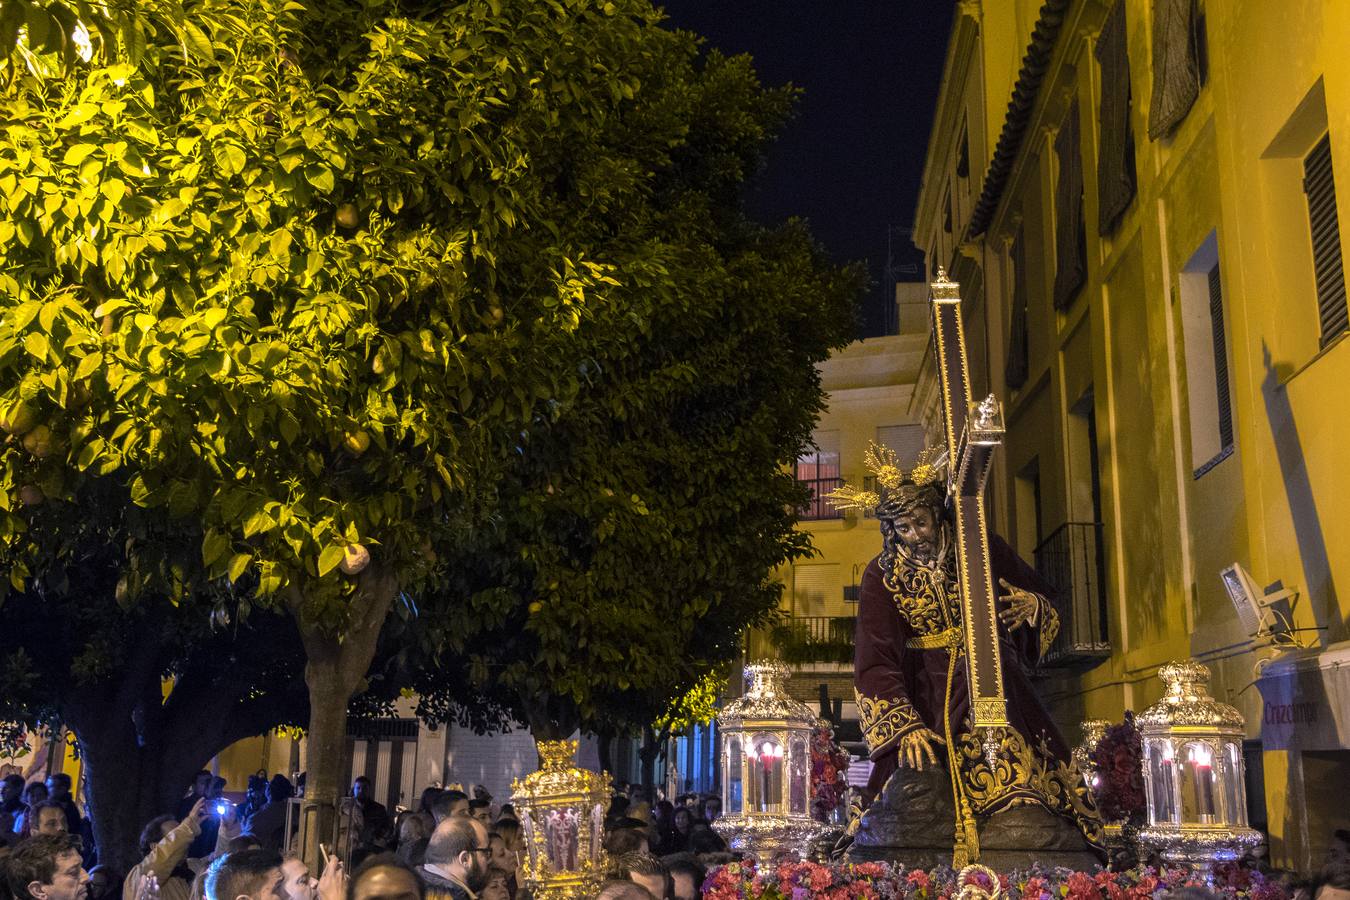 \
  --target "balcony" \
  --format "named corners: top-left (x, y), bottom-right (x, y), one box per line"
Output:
top-left (747, 615), bottom-right (856, 666)
top-left (1033, 522), bottom-right (1110, 670)
top-left (797, 476), bottom-right (845, 521)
